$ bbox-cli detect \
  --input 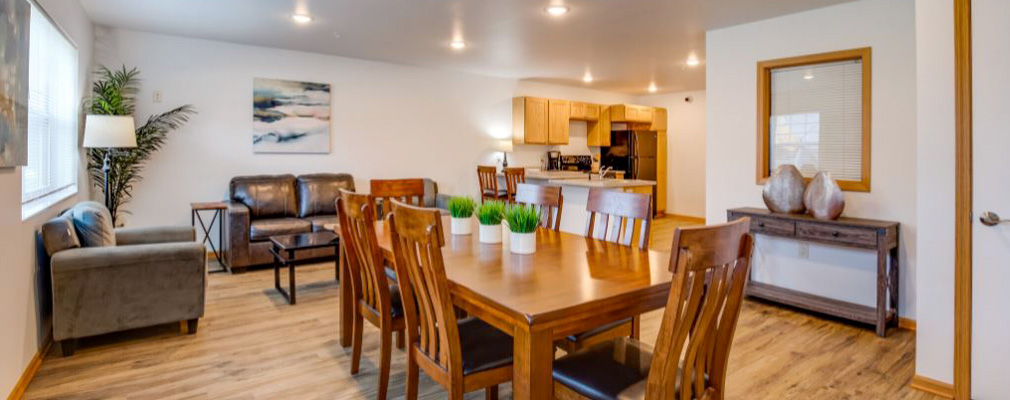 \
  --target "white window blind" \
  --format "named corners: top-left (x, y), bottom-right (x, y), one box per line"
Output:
top-left (22, 2), bottom-right (78, 210)
top-left (769, 59), bottom-right (863, 180)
